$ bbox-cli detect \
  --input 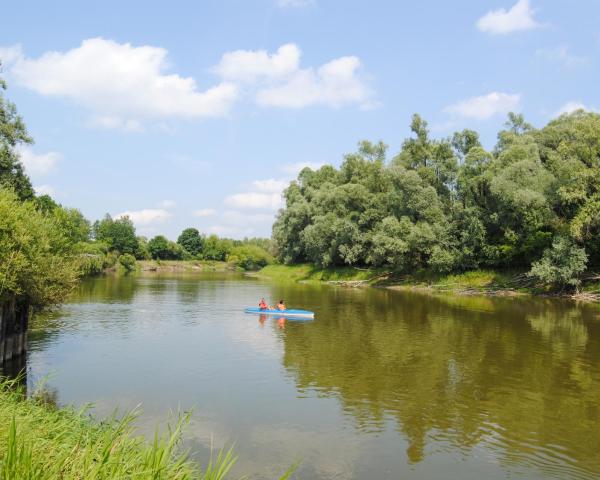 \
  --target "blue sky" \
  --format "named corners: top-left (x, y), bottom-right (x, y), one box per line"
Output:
top-left (1, 0), bottom-right (598, 239)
